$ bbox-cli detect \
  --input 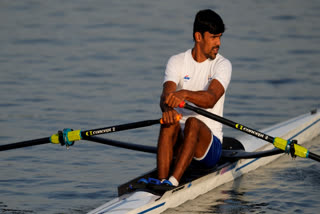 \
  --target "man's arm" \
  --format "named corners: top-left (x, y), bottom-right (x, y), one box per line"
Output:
top-left (165, 79), bottom-right (225, 109)
top-left (160, 81), bottom-right (182, 124)
top-left (160, 81), bottom-right (177, 111)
